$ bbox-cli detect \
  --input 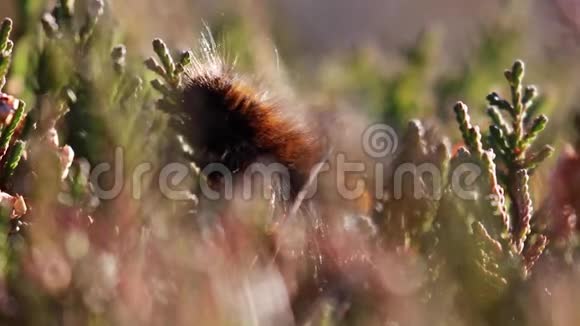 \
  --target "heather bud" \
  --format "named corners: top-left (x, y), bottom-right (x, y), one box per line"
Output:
top-left (512, 60), bottom-right (525, 84)
top-left (0, 18), bottom-right (12, 50)
top-left (522, 86), bottom-right (538, 106)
